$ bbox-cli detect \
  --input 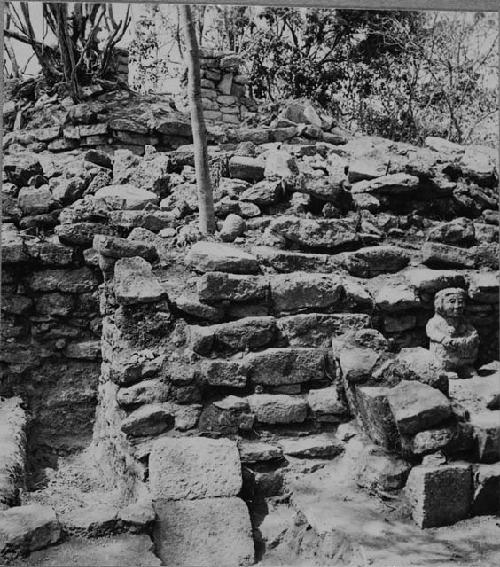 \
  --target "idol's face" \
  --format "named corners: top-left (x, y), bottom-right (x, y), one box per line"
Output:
top-left (442, 293), bottom-right (466, 317)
